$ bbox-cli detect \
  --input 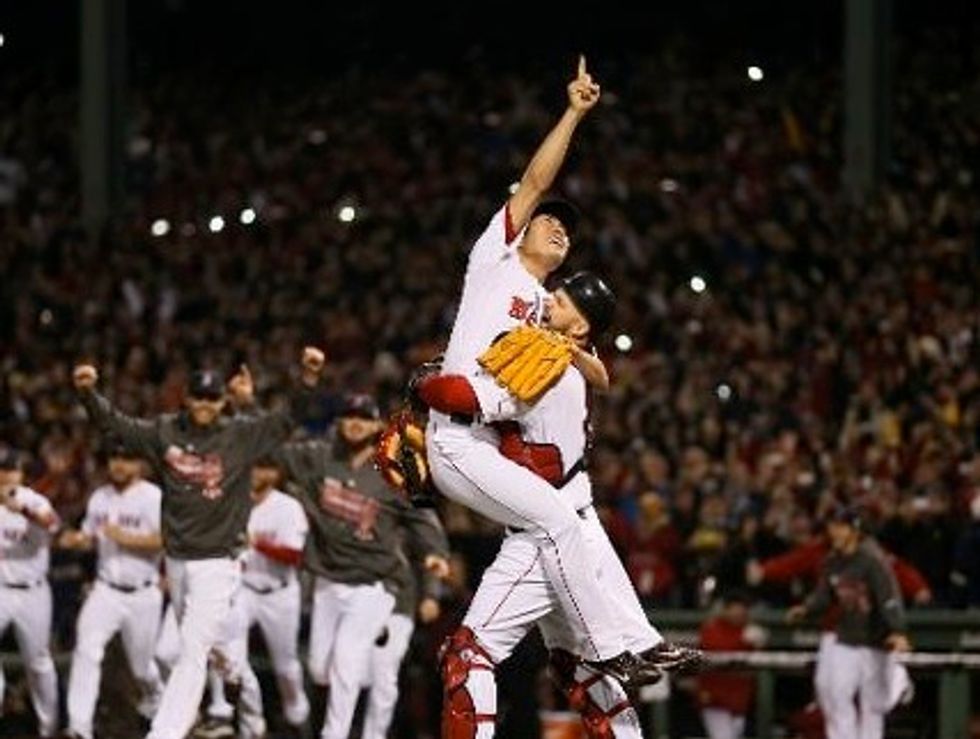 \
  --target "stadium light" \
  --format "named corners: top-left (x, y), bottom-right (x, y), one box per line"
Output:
top-left (239, 207), bottom-right (256, 225)
top-left (208, 215), bottom-right (225, 233)
top-left (0, 33), bottom-right (5, 48)
top-left (615, 334), bottom-right (633, 353)
top-left (150, 218), bottom-right (170, 237)
top-left (747, 65), bottom-right (764, 82)
top-left (689, 275), bottom-right (707, 294)
top-left (338, 205), bottom-right (357, 223)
